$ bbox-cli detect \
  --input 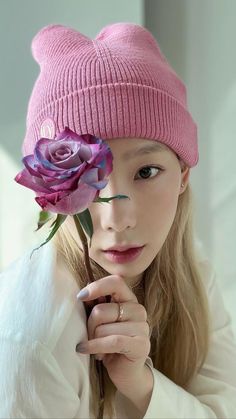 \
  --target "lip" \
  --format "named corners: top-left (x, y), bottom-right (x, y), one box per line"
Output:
top-left (104, 244), bottom-right (143, 252)
top-left (102, 245), bottom-right (145, 264)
